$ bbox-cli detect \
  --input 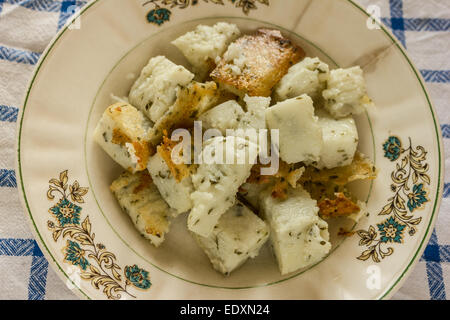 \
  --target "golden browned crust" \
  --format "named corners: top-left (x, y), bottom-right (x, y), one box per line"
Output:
top-left (140, 202), bottom-right (170, 239)
top-left (107, 103), bottom-right (148, 140)
top-left (211, 28), bottom-right (305, 97)
top-left (112, 128), bottom-right (132, 146)
top-left (216, 88), bottom-right (240, 105)
top-left (107, 103), bottom-right (154, 172)
top-left (247, 163), bottom-right (273, 185)
top-left (204, 58), bottom-right (217, 80)
top-left (110, 171), bottom-right (132, 194)
top-left (302, 180), bottom-right (344, 203)
top-left (271, 161), bottom-right (302, 200)
top-left (109, 171), bottom-right (171, 240)
top-left (246, 161), bottom-right (305, 200)
top-left (318, 193), bottom-right (361, 219)
top-left (157, 131), bottom-right (192, 183)
top-left (111, 129), bottom-right (153, 172)
top-left (338, 228), bottom-right (356, 237)
top-left (132, 171), bottom-right (153, 195)
top-left (133, 141), bottom-right (154, 171)
top-left (300, 152), bottom-right (378, 186)
top-left (150, 81), bottom-right (219, 145)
